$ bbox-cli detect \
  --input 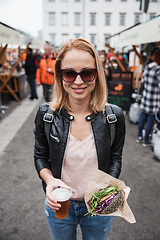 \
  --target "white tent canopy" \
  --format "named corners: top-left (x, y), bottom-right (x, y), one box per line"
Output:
top-left (0, 22), bottom-right (45, 49)
top-left (110, 15), bottom-right (160, 48)
top-left (0, 22), bottom-right (23, 46)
